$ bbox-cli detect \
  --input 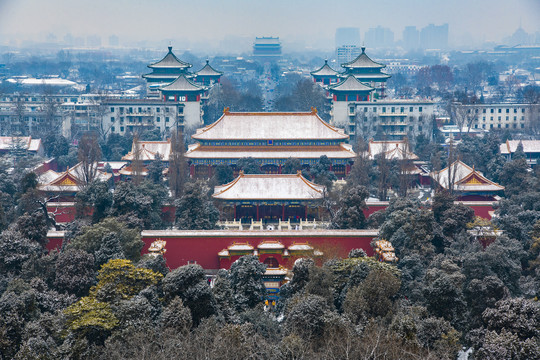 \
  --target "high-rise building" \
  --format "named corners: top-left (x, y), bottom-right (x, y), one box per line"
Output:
top-left (419, 24), bottom-right (448, 49)
top-left (335, 27), bottom-right (360, 47)
top-left (336, 45), bottom-right (361, 64)
top-left (108, 35), bottom-right (119, 47)
top-left (364, 26), bottom-right (394, 48)
top-left (402, 26), bottom-right (419, 50)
